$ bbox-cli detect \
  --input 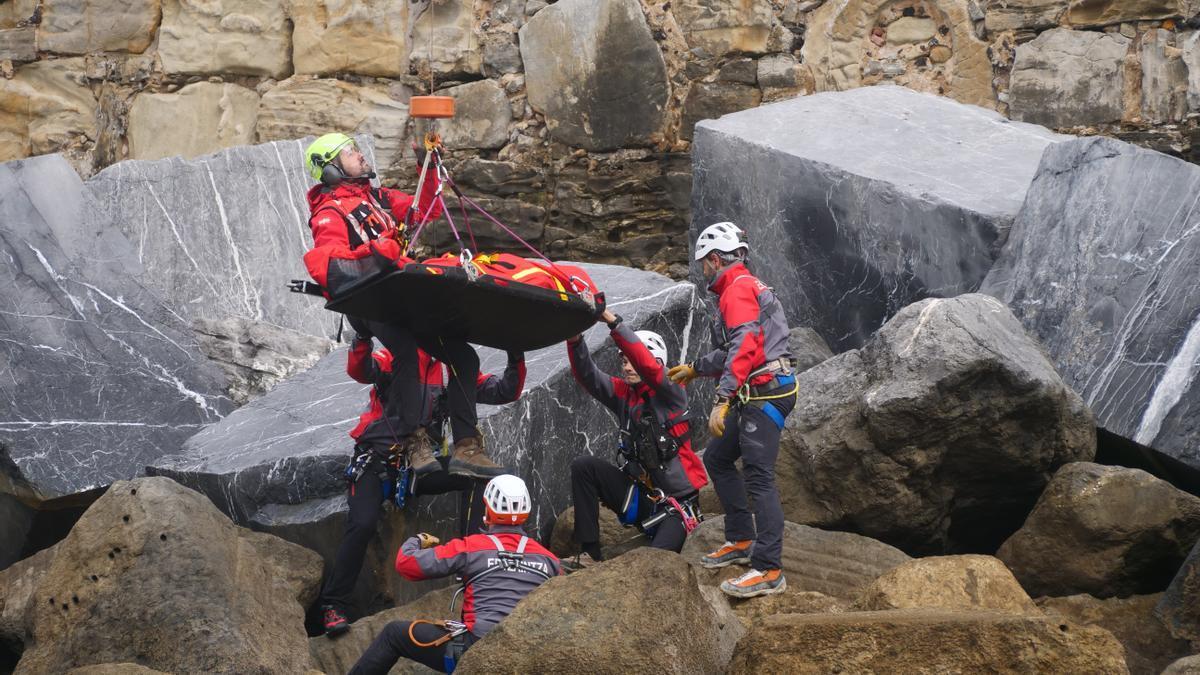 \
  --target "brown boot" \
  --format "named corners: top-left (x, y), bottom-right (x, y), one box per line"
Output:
top-left (405, 428), bottom-right (440, 476)
top-left (448, 436), bottom-right (505, 479)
